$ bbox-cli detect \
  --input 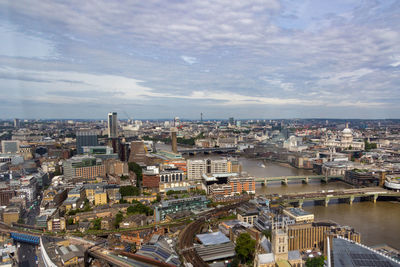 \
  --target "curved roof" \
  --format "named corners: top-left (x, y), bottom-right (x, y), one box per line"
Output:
top-left (342, 128), bottom-right (352, 134)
